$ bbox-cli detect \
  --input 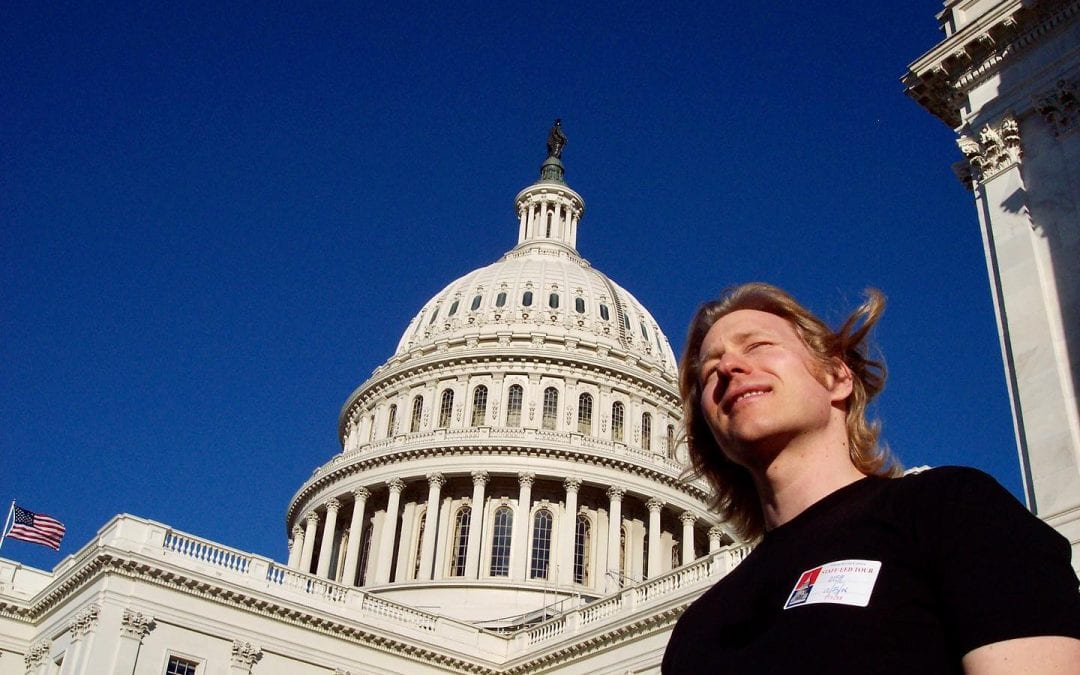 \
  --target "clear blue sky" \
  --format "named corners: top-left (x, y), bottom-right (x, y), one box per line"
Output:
top-left (2, 2), bottom-right (1018, 571)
